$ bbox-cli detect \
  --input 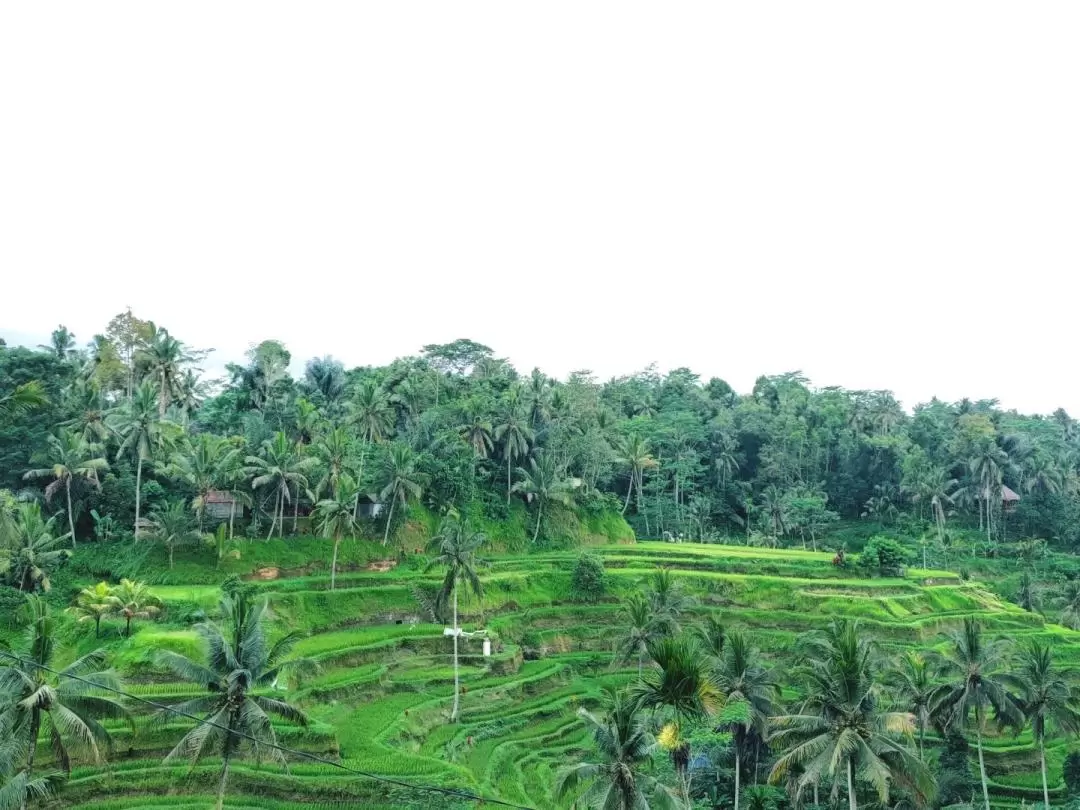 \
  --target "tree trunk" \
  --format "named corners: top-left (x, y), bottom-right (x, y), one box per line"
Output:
top-left (215, 755), bottom-right (231, 810)
top-left (21, 710), bottom-right (41, 810)
top-left (292, 482), bottom-right (299, 534)
top-left (383, 497), bottom-right (396, 545)
top-left (134, 456), bottom-right (143, 542)
top-left (266, 489), bottom-right (278, 541)
top-left (734, 748), bottom-right (741, 810)
top-left (847, 758), bottom-right (857, 810)
top-left (977, 724), bottom-right (991, 810)
top-left (1040, 737), bottom-right (1050, 810)
top-left (229, 499), bottom-right (236, 541)
top-left (532, 503), bottom-right (543, 544)
top-left (126, 615), bottom-right (133, 637)
top-left (451, 584), bottom-right (461, 722)
top-left (507, 455), bottom-right (513, 505)
top-left (95, 615), bottom-right (101, 638)
top-left (622, 472), bottom-right (633, 514)
top-left (814, 781), bottom-right (819, 807)
top-left (331, 536), bottom-right (340, 590)
top-left (279, 486), bottom-right (286, 539)
top-left (168, 540), bottom-right (174, 569)
top-left (637, 647), bottom-right (643, 680)
top-left (66, 478), bottom-right (77, 548)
